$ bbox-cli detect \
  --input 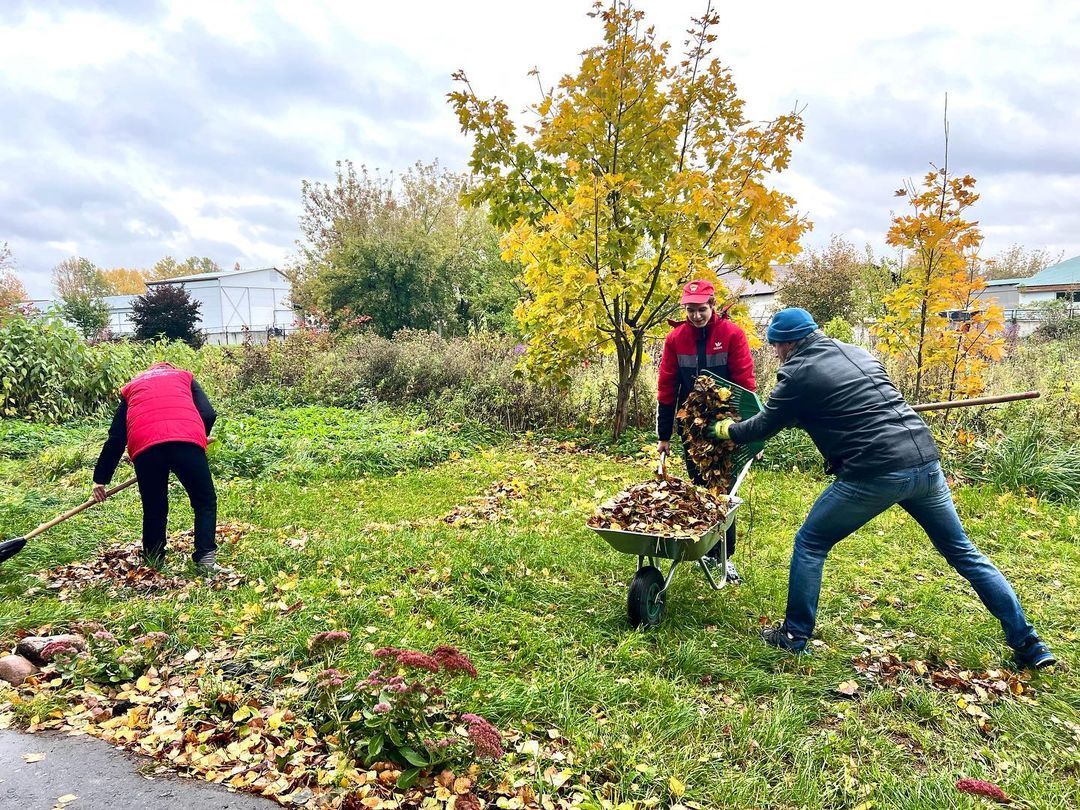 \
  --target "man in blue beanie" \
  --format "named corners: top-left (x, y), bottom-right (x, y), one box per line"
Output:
top-left (710, 308), bottom-right (1054, 670)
